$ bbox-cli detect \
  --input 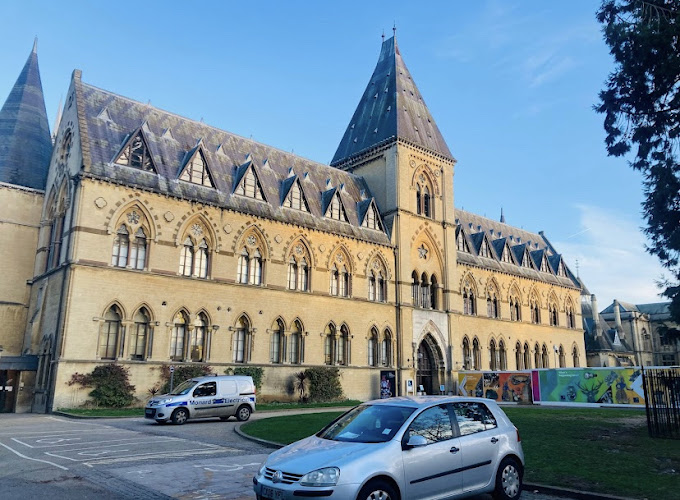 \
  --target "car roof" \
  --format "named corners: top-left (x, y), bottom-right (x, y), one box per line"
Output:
top-left (364, 396), bottom-right (500, 409)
